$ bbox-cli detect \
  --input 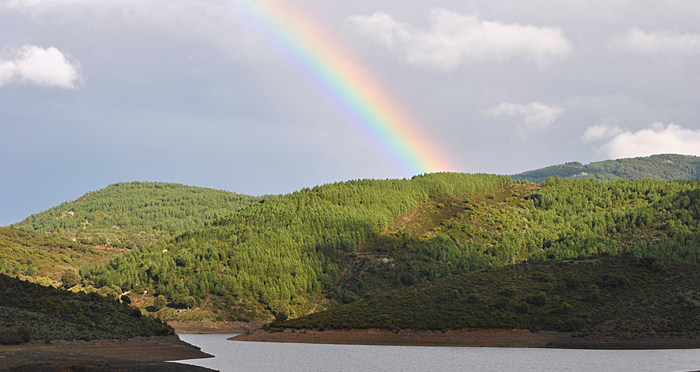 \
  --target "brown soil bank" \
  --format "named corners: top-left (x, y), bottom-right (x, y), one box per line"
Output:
top-left (169, 320), bottom-right (264, 334)
top-left (0, 335), bottom-right (213, 371)
top-left (231, 328), bottom-right (700, 349)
